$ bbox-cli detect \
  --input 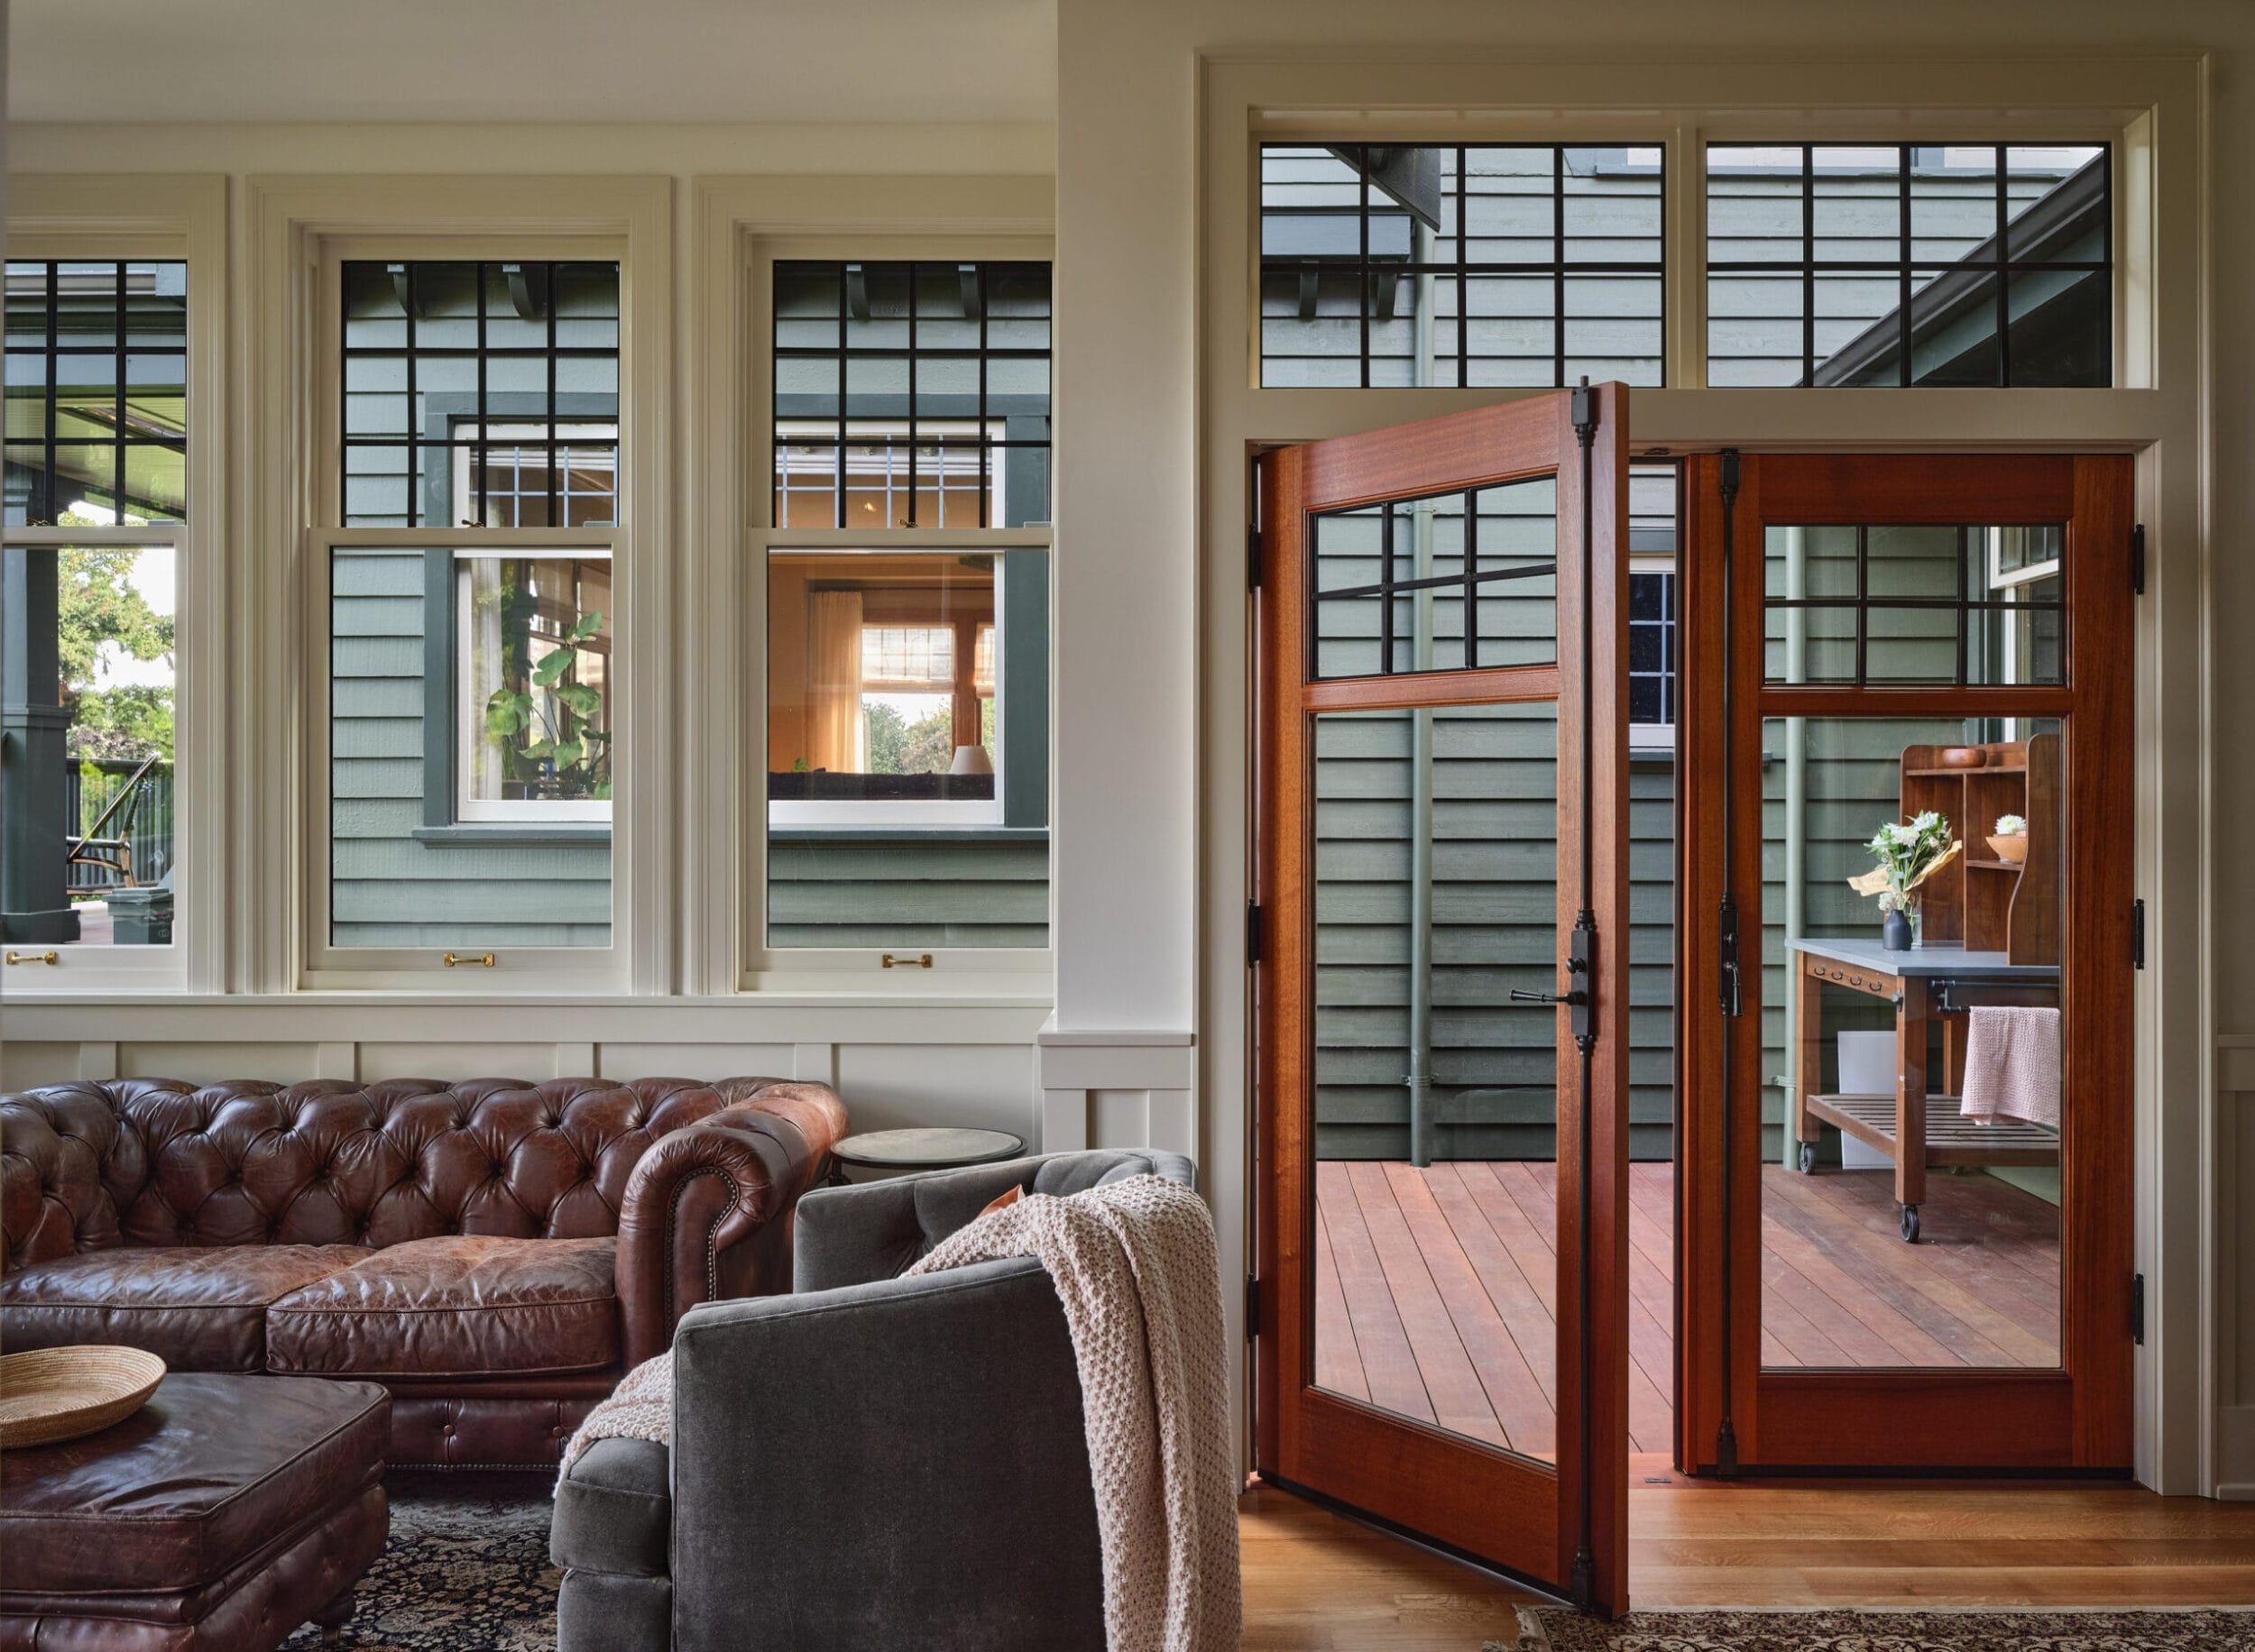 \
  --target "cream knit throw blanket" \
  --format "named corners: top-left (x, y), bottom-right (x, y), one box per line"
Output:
top-left (559, 1173), bottom-right (1242, 1652)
